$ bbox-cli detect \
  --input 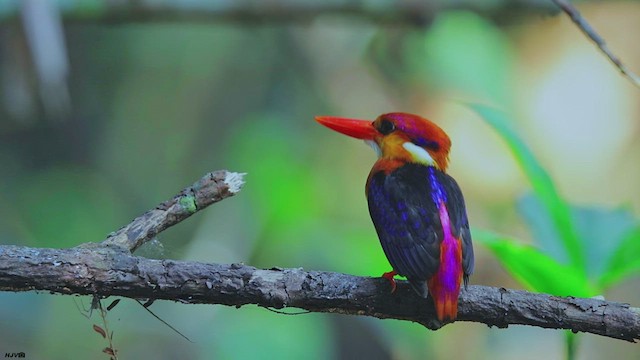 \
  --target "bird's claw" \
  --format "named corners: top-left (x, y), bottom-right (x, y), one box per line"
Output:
top-left (382, 270), bottom-right (398, 294)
